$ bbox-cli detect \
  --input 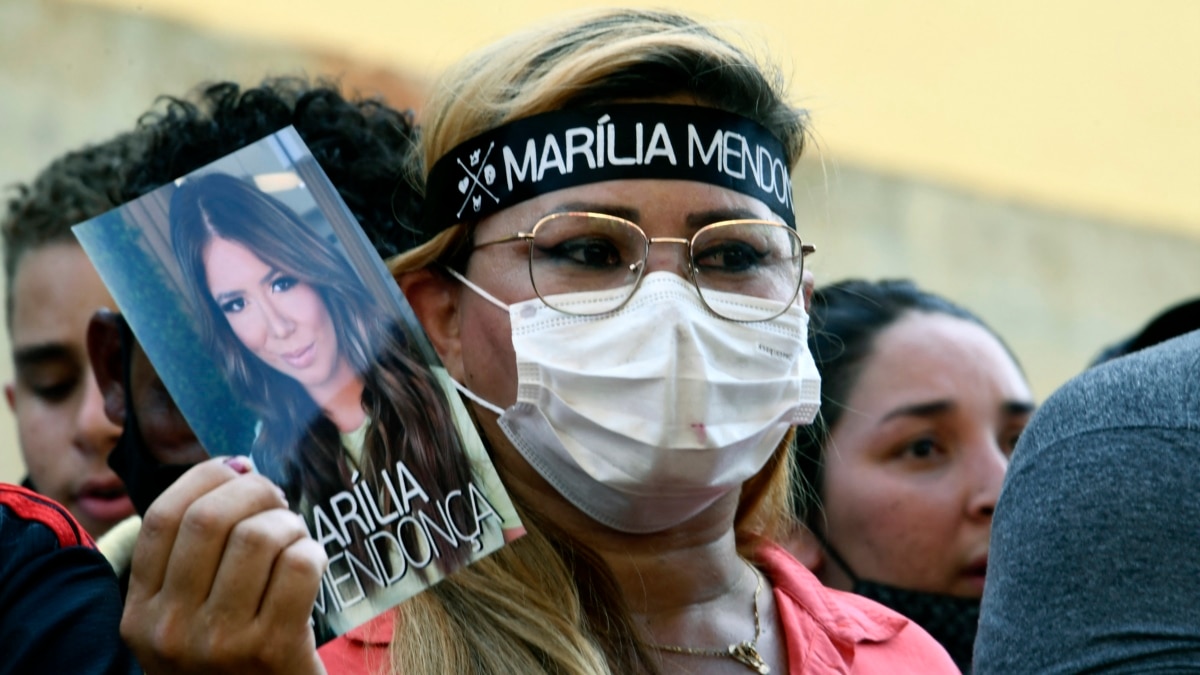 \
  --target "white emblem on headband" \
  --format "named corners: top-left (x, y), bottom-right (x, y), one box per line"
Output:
top-left (455, 141), bottom-right (500, 219)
